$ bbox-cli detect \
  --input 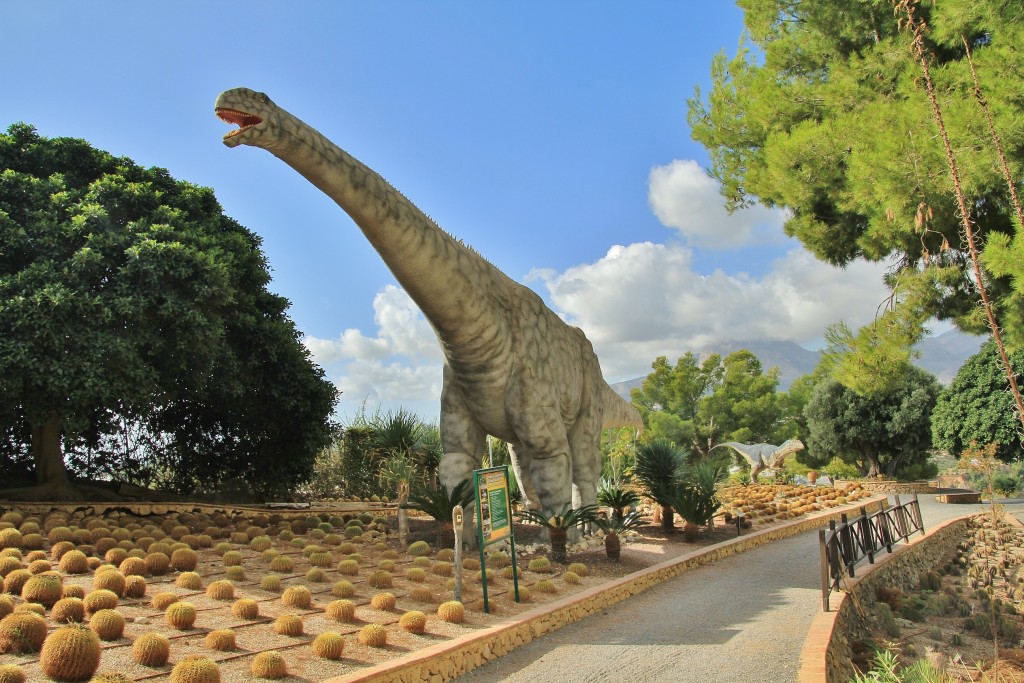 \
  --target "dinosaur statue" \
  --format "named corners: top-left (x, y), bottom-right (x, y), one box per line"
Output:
top-left (711, 439), bottom-right (805, 482)
top-left (214, 87), bottom-right (643, 536)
